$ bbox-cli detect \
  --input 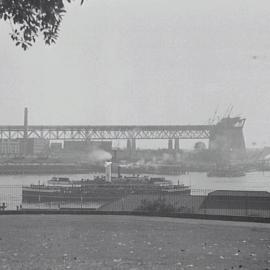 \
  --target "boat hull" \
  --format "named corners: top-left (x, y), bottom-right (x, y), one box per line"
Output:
top-left (22, 185), bottom-right (191, 203)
